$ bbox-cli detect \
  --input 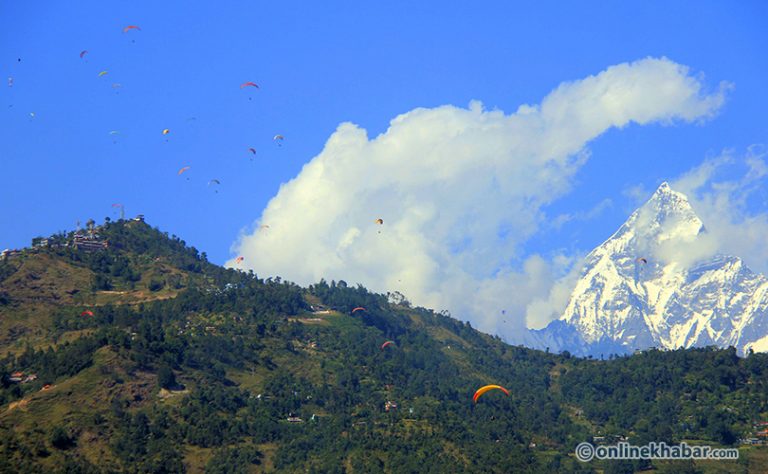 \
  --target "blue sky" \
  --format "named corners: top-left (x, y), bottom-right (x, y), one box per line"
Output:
top-left (2, 1), bottom-right (766, 336)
